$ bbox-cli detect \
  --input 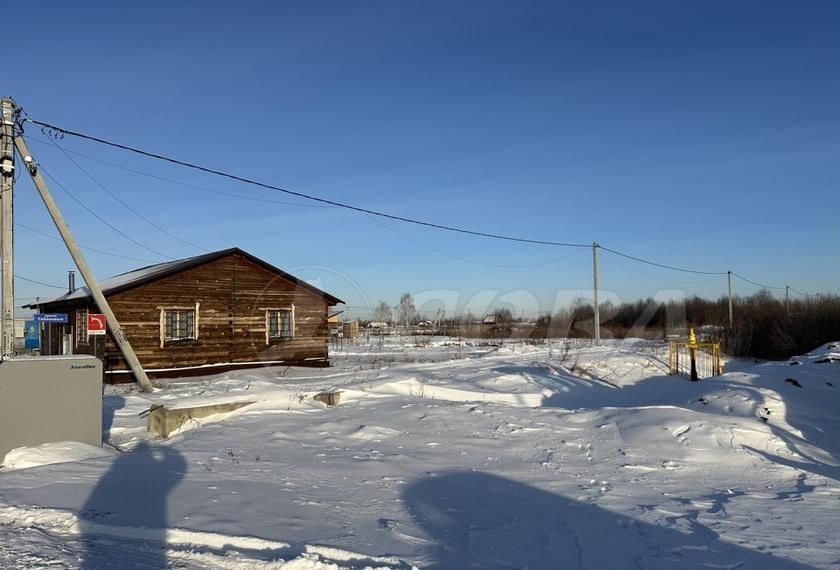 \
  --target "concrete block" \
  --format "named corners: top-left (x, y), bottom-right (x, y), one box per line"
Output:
top-left (146, 400), bottom-right (254, 438)
top-left (314, 391), bottom-right (341, 406)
